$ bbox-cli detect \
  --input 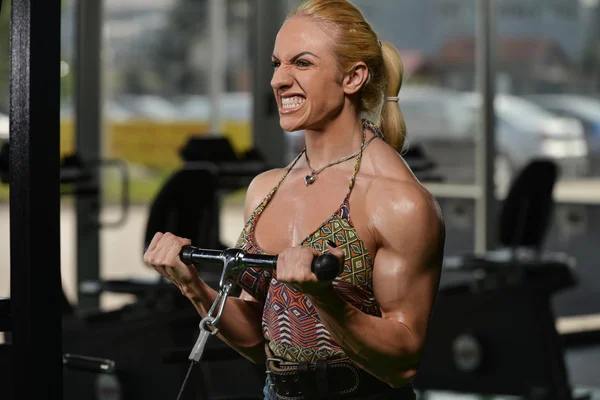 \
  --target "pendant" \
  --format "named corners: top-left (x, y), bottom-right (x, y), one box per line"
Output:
top-left (305, 175), bottom-right (316, 185)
